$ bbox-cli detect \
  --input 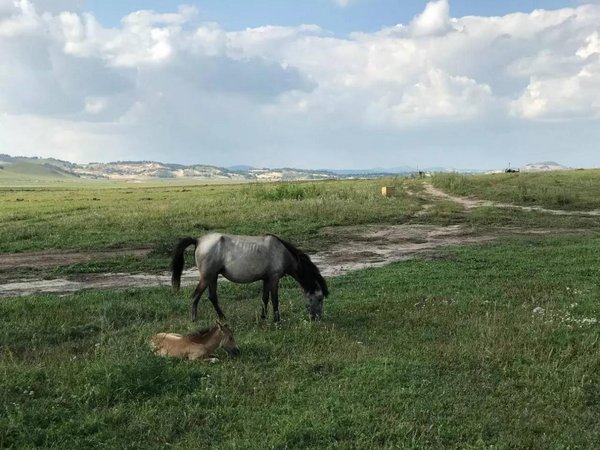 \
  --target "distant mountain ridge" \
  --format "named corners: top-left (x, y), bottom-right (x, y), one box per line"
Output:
top-left (521, 161), bottom-right (569, 172)
top-left (0, 154), bottom-right (340, 182)
top-left (0, 155), bottom-right (473, 182)
top-left (1, 153), bottom-right (575, 183)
